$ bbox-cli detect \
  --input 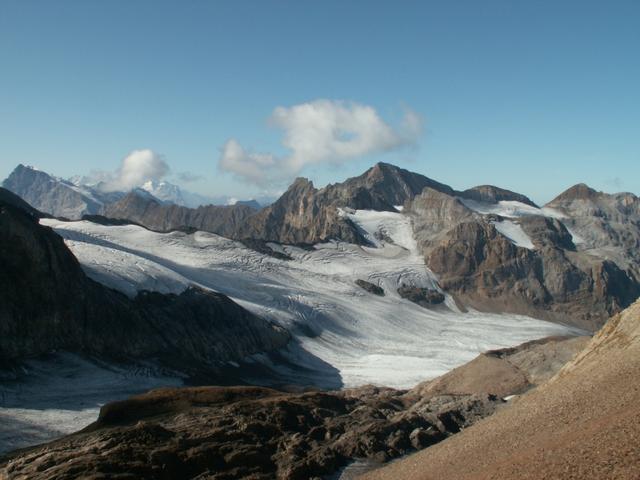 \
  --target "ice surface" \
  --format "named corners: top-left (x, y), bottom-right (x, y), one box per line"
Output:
top-left (41, 213), bottom-right (583, 391)
top-left (492, 219), bottom-right (535, 249)
top-left (1, 213), bottom-right (586, 453)
top-left (460, 199), bottom-right (565, 219)
top-left (0, 353), bottom-right (182, 454)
